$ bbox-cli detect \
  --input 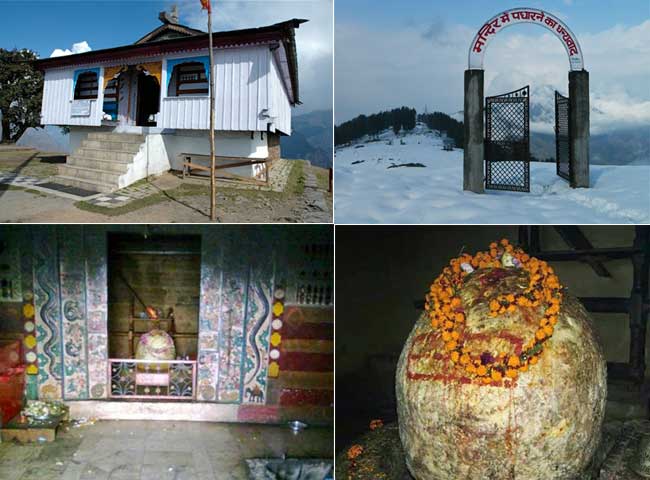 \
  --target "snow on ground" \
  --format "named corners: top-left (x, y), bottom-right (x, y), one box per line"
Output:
top-left (335, 128), bottom-right (650, 224)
